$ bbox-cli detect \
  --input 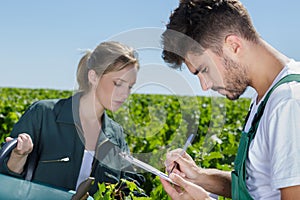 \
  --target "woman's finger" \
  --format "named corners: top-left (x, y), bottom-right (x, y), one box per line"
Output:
top-left (5, 137), bottom-right (13, 142)
top-left (14, 133), bottom-right (33, 155)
